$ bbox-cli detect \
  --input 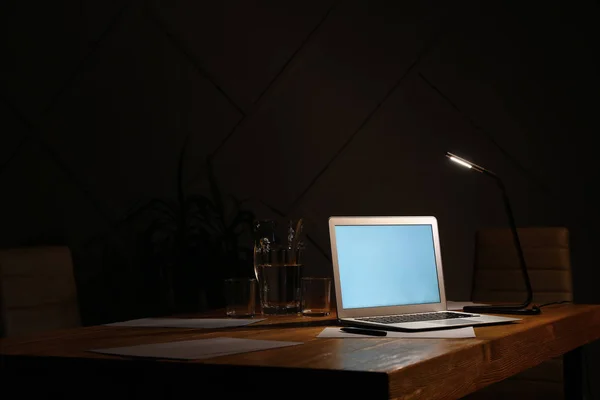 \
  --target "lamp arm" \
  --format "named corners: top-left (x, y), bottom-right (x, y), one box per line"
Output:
top-left (485, 171), bottom-right (534, 307)
top-left (462, 170), bottom-right (537, 314)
